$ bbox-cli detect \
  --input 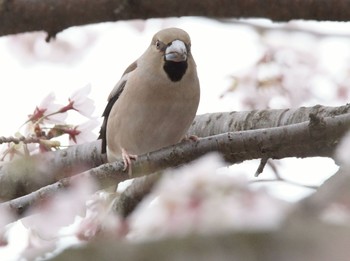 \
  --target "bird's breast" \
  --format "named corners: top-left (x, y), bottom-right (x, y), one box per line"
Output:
top-left (107, 75), bottom-right (199, 157)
